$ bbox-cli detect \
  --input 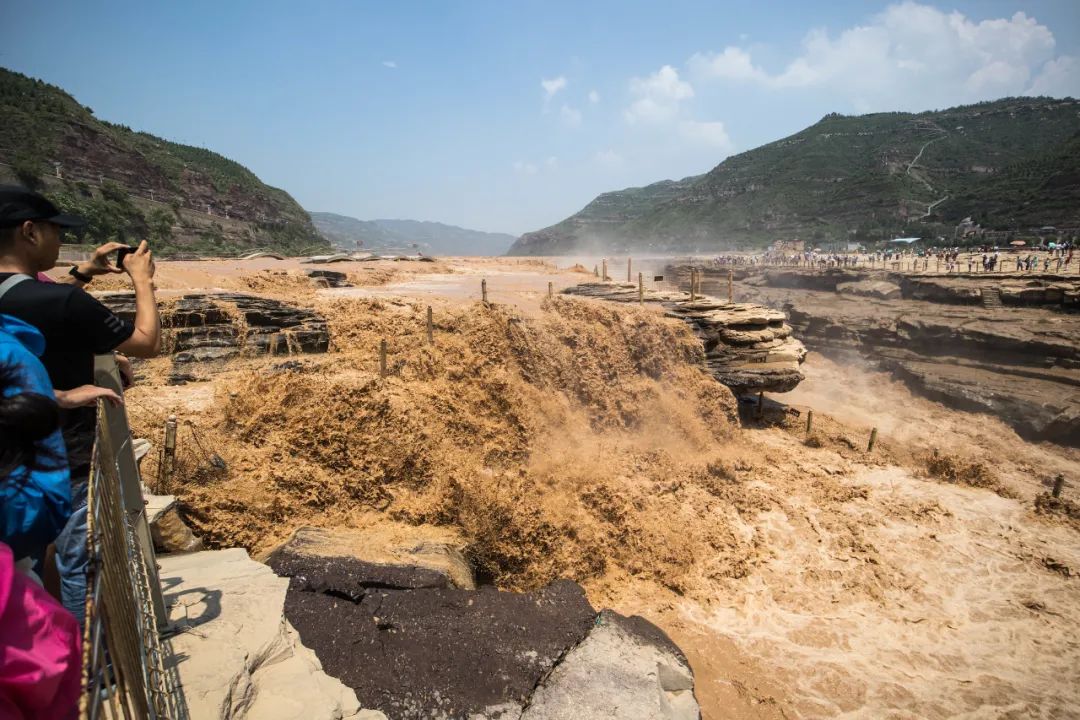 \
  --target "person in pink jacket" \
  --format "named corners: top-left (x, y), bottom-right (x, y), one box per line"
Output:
top-left (0, 541), bottom-right (81, 719)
